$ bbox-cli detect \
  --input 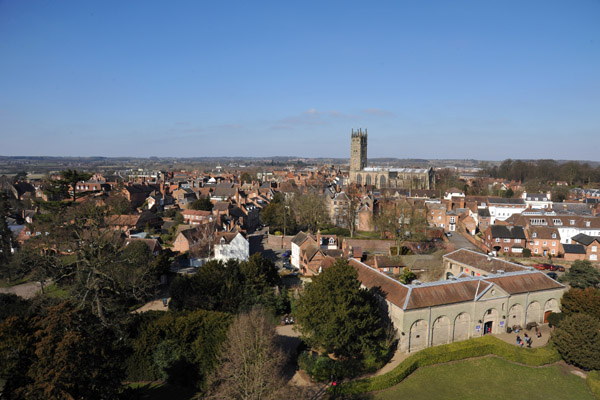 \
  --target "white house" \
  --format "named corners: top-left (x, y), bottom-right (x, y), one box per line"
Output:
top-left (213, 232), bottom-right (249, 262)
top-left (487, 197), bottom-right (527, 224)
